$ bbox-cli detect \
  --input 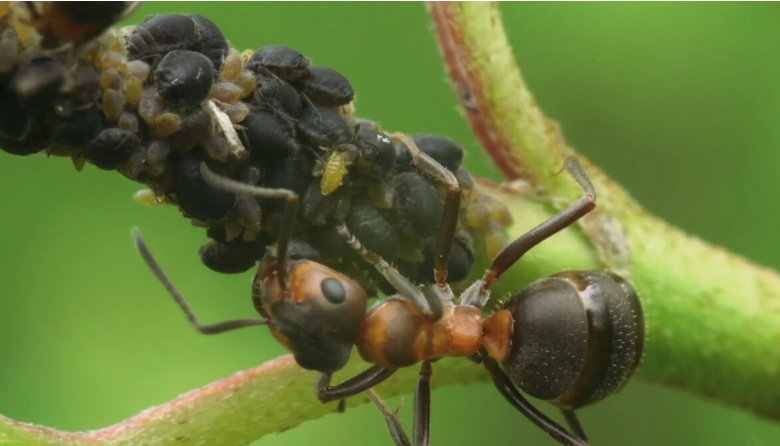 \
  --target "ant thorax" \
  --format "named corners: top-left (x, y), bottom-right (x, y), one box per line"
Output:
top-left (356, 298), bottom-right (485, 369)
